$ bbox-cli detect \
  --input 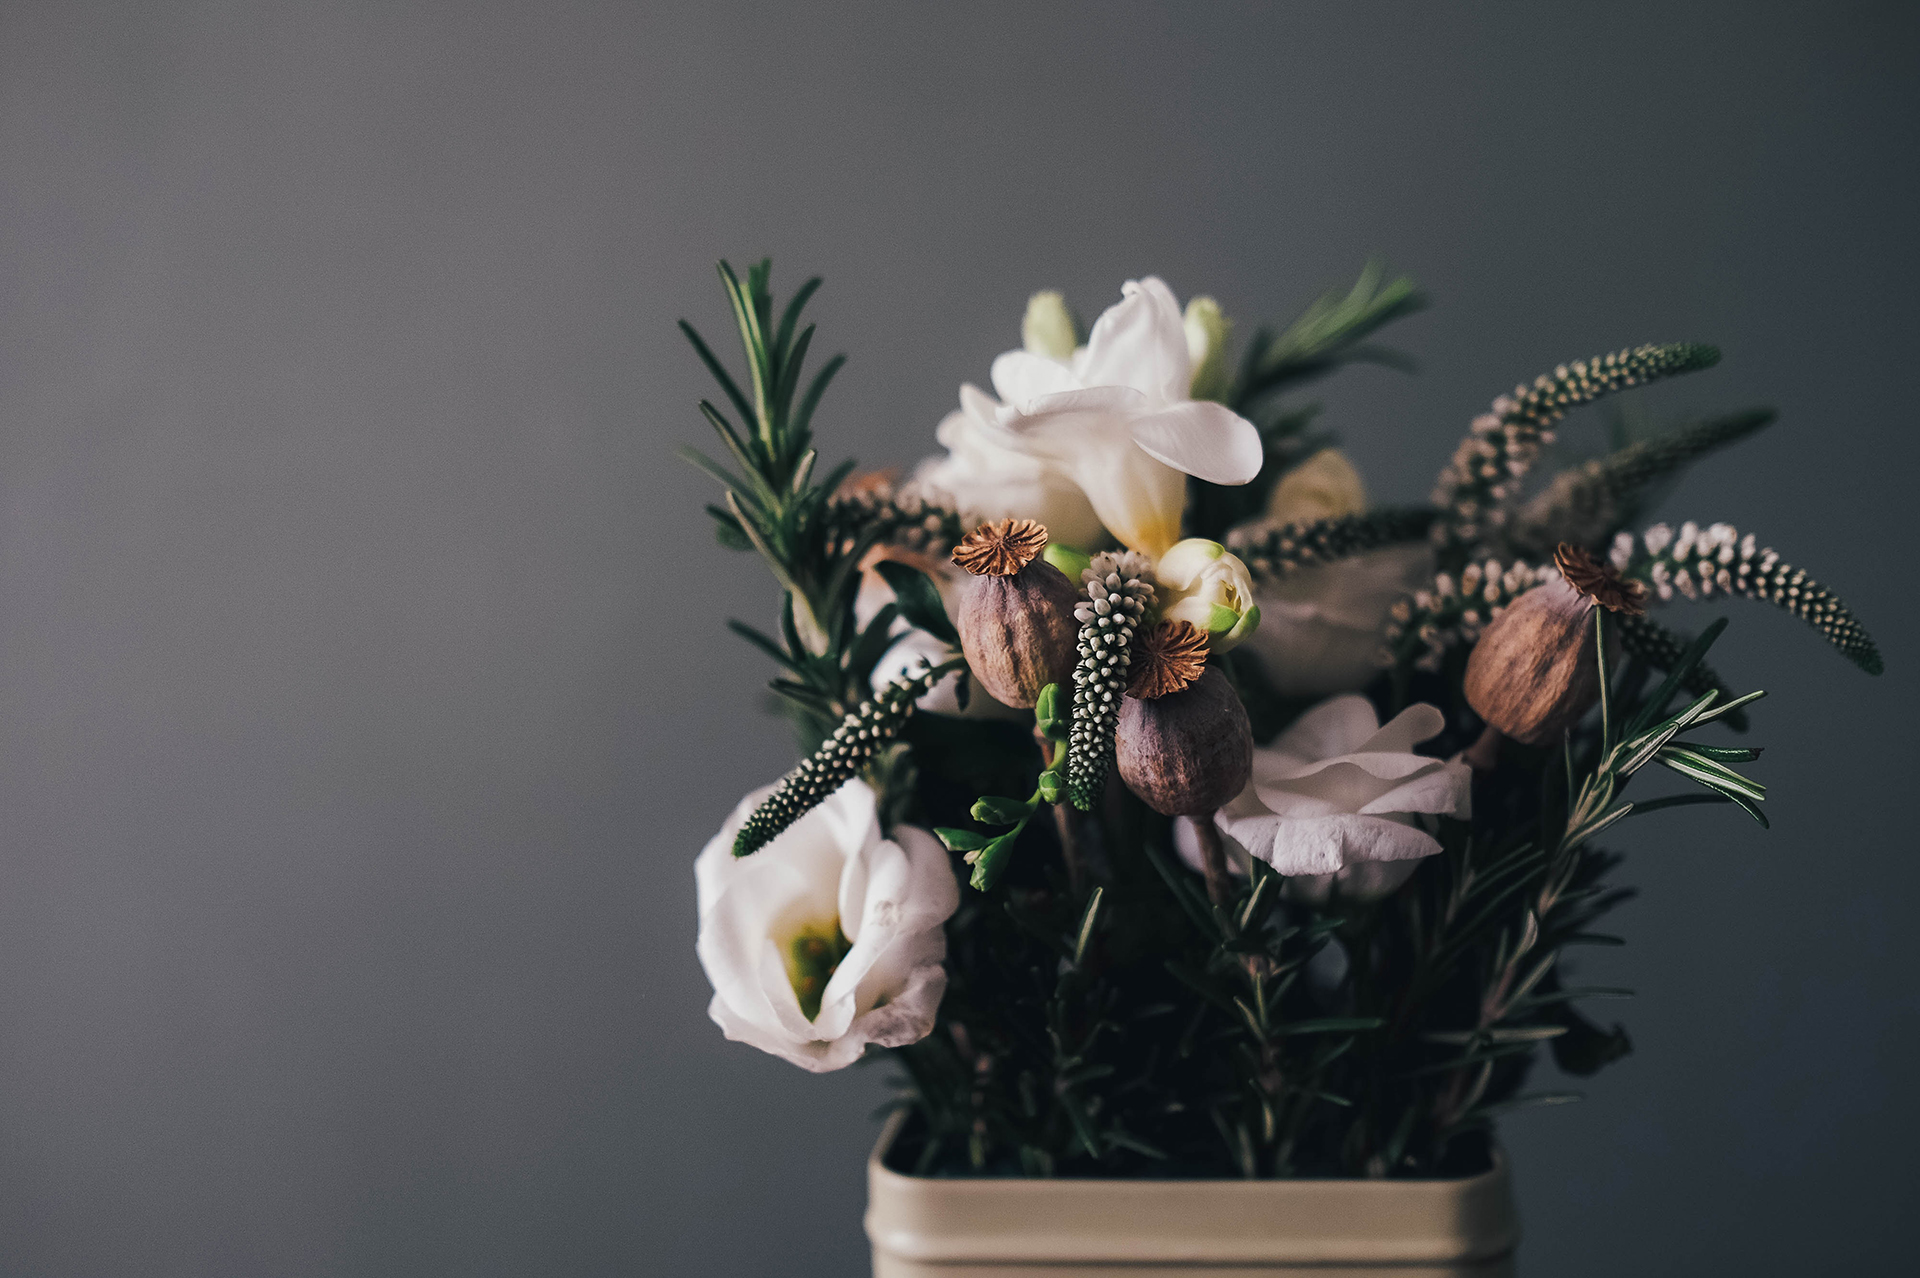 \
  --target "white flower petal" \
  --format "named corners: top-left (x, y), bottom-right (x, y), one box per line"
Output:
top-left (1220, 811), bottom-right (1441, 876)
top-left (990, 349), bottom-right (1082, 409)
top-left (1355, 760), bottom-right (1472, 817)
top-left (1241, 544), bottom-right (1432, 697)
top-left (1075, 277), bottom-right (1191, 402)
top-left (1128, 400), bottom-right (1264, 485)
top-left (1269, 695), bottom-right (1381, 765)
top-left (1359, 703), bottom-right (1447, 756)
